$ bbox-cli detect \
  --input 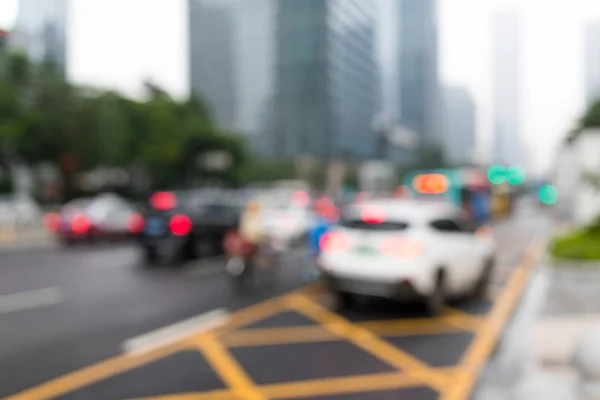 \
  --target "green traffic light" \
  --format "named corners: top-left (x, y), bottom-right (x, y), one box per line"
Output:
top-left (507, 165), bottom-right (525, 185)
top-left (487, 165), bottom-right (506, 184)
top-left (539, 185), bottom-right (558, 205)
